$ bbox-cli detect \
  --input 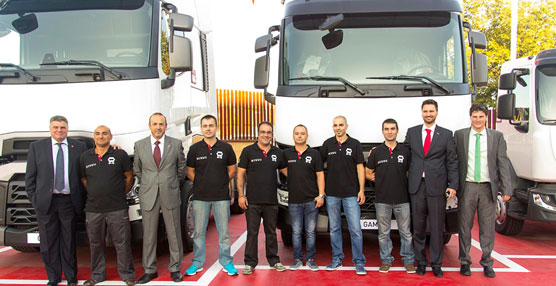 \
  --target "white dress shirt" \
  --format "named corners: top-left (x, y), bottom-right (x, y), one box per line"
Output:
top-left (421, 123), bottom-right (437, 146)
top-left (150, 135), bottom-right (166, 158)
top-left (466, 128), bottom-right (490, 182)
top-left (51, 137), bottom-right (70, 194)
